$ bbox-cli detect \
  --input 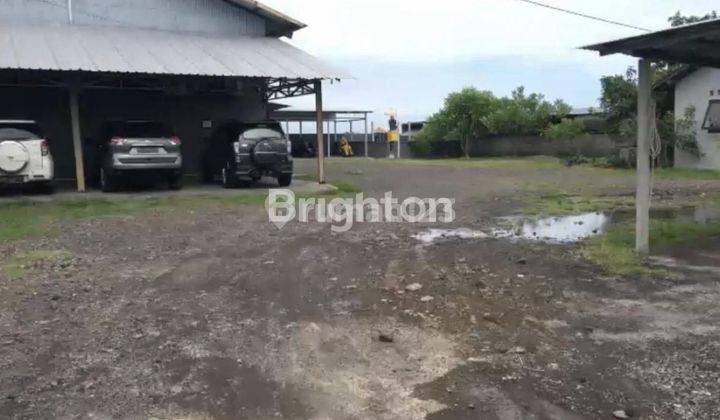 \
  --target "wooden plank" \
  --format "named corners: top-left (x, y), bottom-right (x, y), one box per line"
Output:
top-left (69, 84), bottom-right (86, 193)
